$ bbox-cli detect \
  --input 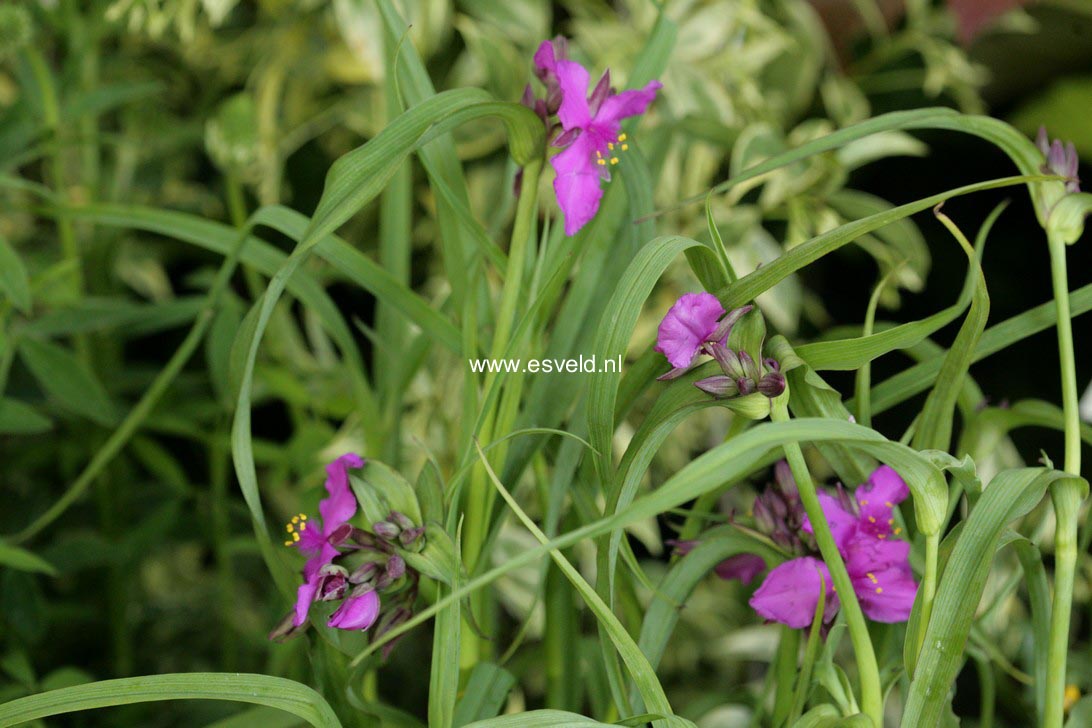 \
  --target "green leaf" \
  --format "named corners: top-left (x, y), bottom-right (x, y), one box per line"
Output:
top-left (463, 711), bottom-right (614, 728)
top-left (452, 663), bottom-right (517, 727)
top-left (0, 673), bottom-right (341, 727)
top-left (902, 468), bottom-right (1087, 725)
top-left (0, 234), bottom-right (30, 314)
top-left (18, 337), bottom-right (118, 427)
top-left (0, 398), bottom-right (52, 434)
top-left (0, 545), bottom-right (58, 577)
